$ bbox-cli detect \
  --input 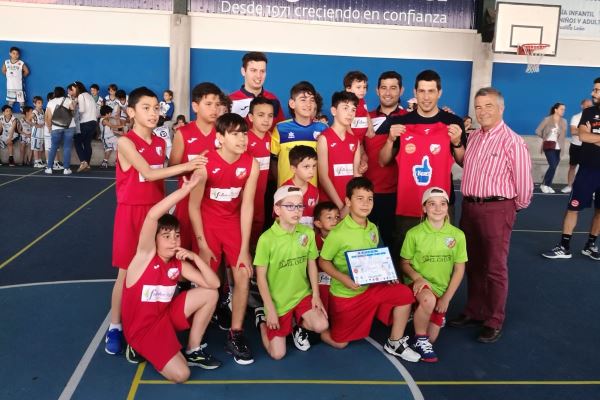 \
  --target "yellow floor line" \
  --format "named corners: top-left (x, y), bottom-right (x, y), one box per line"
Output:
top-left (126, 362), bottom-right (147, 400)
